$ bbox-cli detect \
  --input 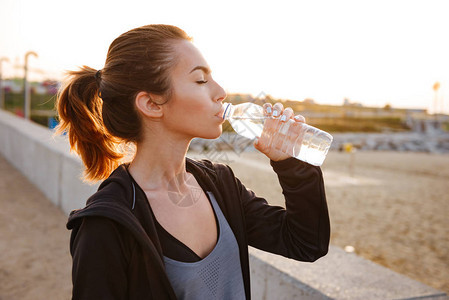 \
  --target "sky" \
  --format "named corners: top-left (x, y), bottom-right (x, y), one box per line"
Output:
top-left (1, 0), bottom-right (448, 113)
